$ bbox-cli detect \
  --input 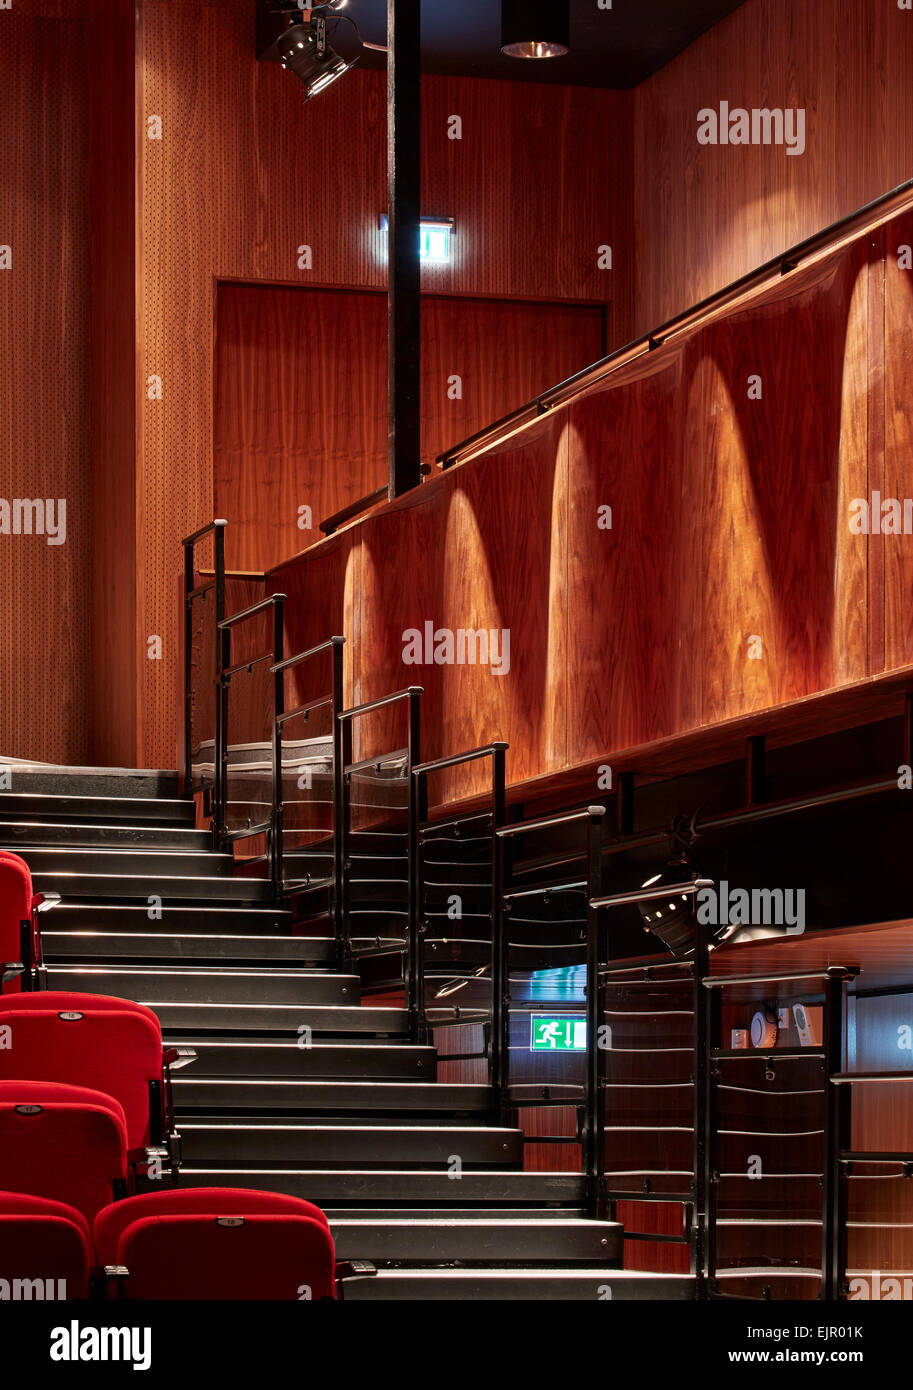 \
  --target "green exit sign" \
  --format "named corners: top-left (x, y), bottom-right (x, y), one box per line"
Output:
top-left (530, 1016), bottom-right (587, 1052)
